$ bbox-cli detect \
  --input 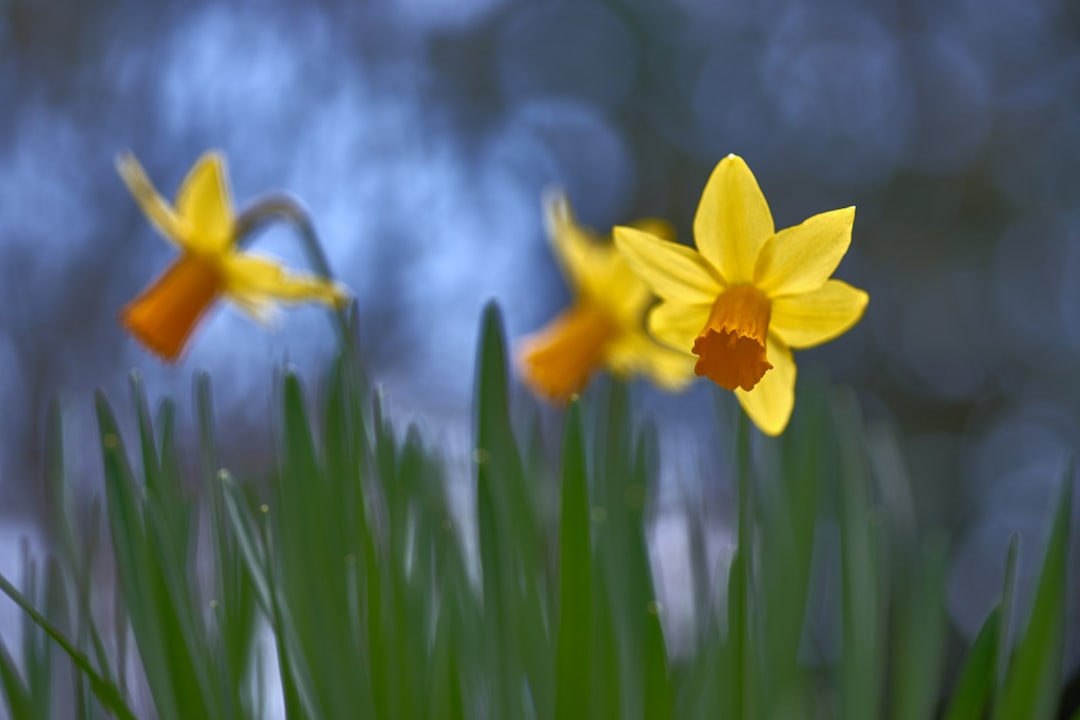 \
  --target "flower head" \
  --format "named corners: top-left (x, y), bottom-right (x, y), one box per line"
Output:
top-left (117, 151), bottom-right (349, 361)
top-left (518, 191), bottom-right (695, 401)
top-left (614, 154), bottom-right (868, 435)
